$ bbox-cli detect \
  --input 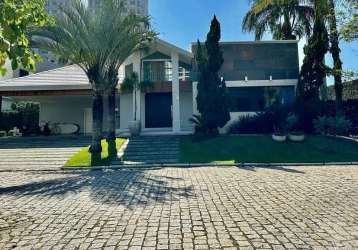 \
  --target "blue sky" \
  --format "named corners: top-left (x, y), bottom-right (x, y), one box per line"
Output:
top-left (150, 0), bottom-right (358, 85)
